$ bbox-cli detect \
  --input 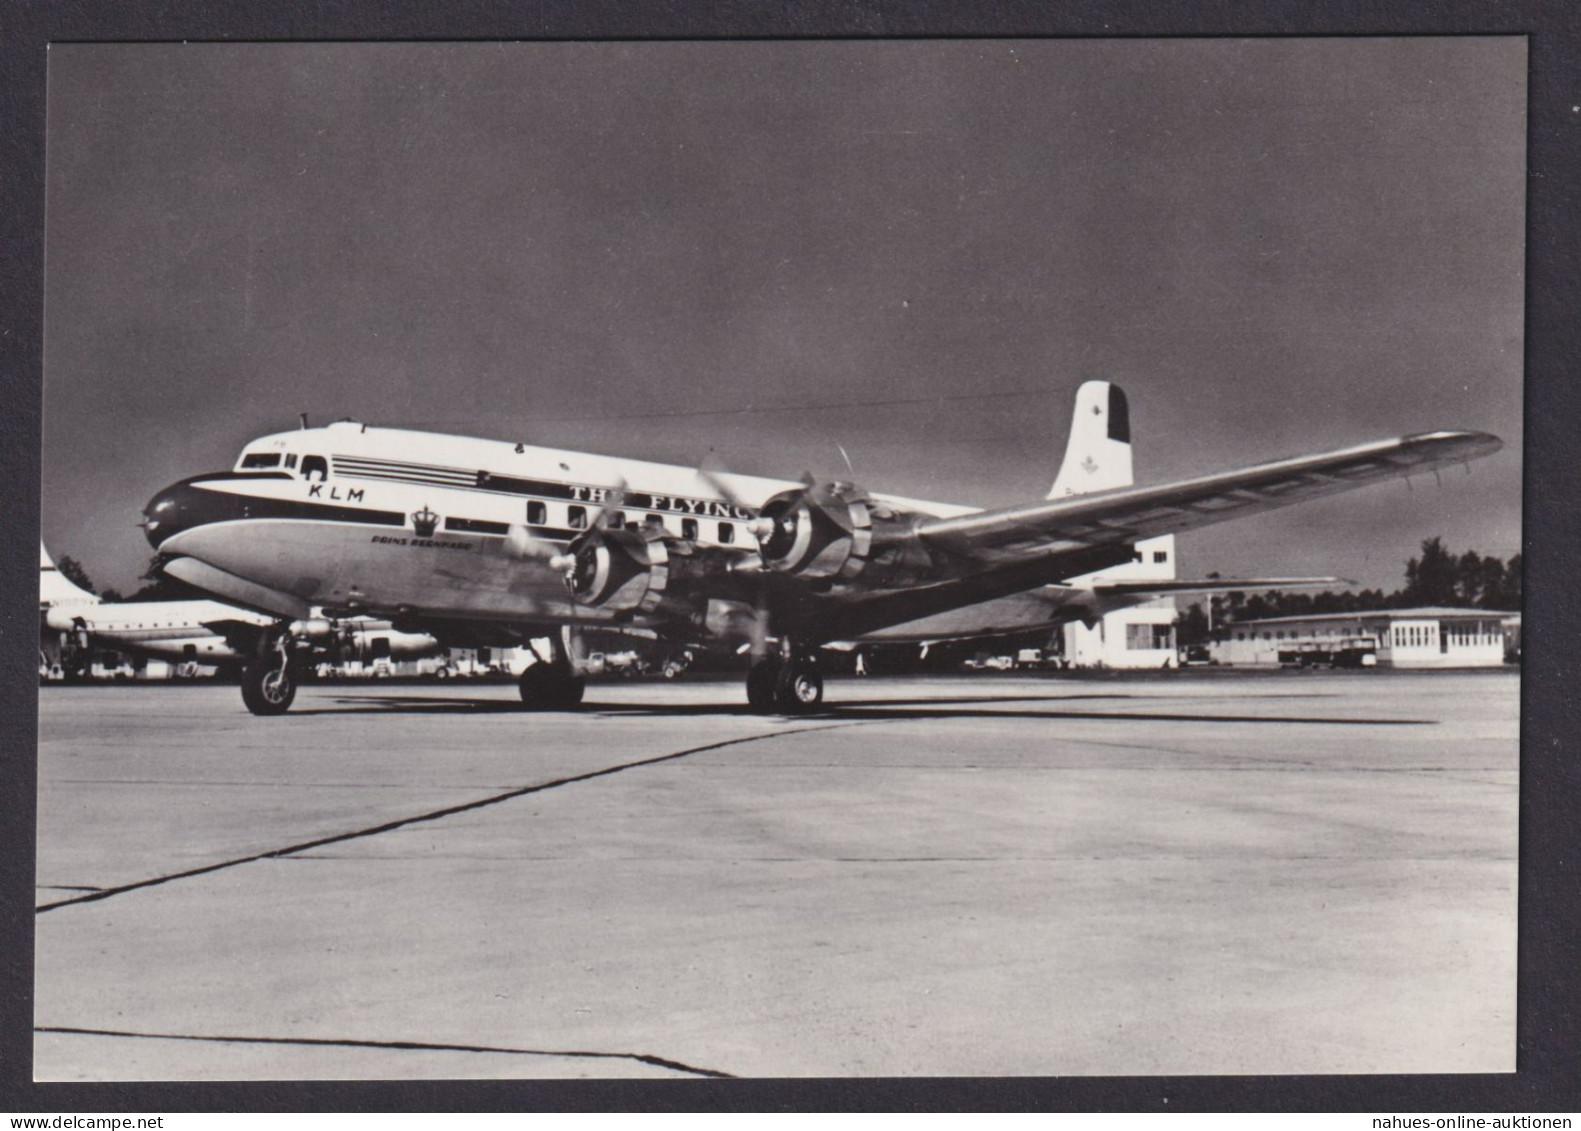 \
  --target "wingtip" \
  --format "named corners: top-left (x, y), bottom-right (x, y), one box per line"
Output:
top-left (1404, 429), bottom-right (1503, 460)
